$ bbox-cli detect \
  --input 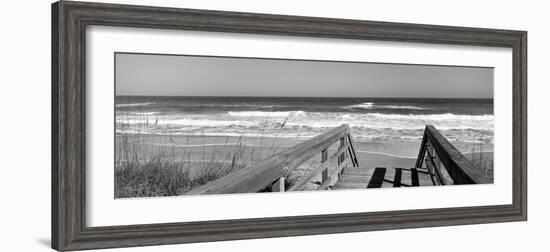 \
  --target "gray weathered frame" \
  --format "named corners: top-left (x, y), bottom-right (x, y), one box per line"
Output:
top-left (52, 1), bottom-right (527, 251)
